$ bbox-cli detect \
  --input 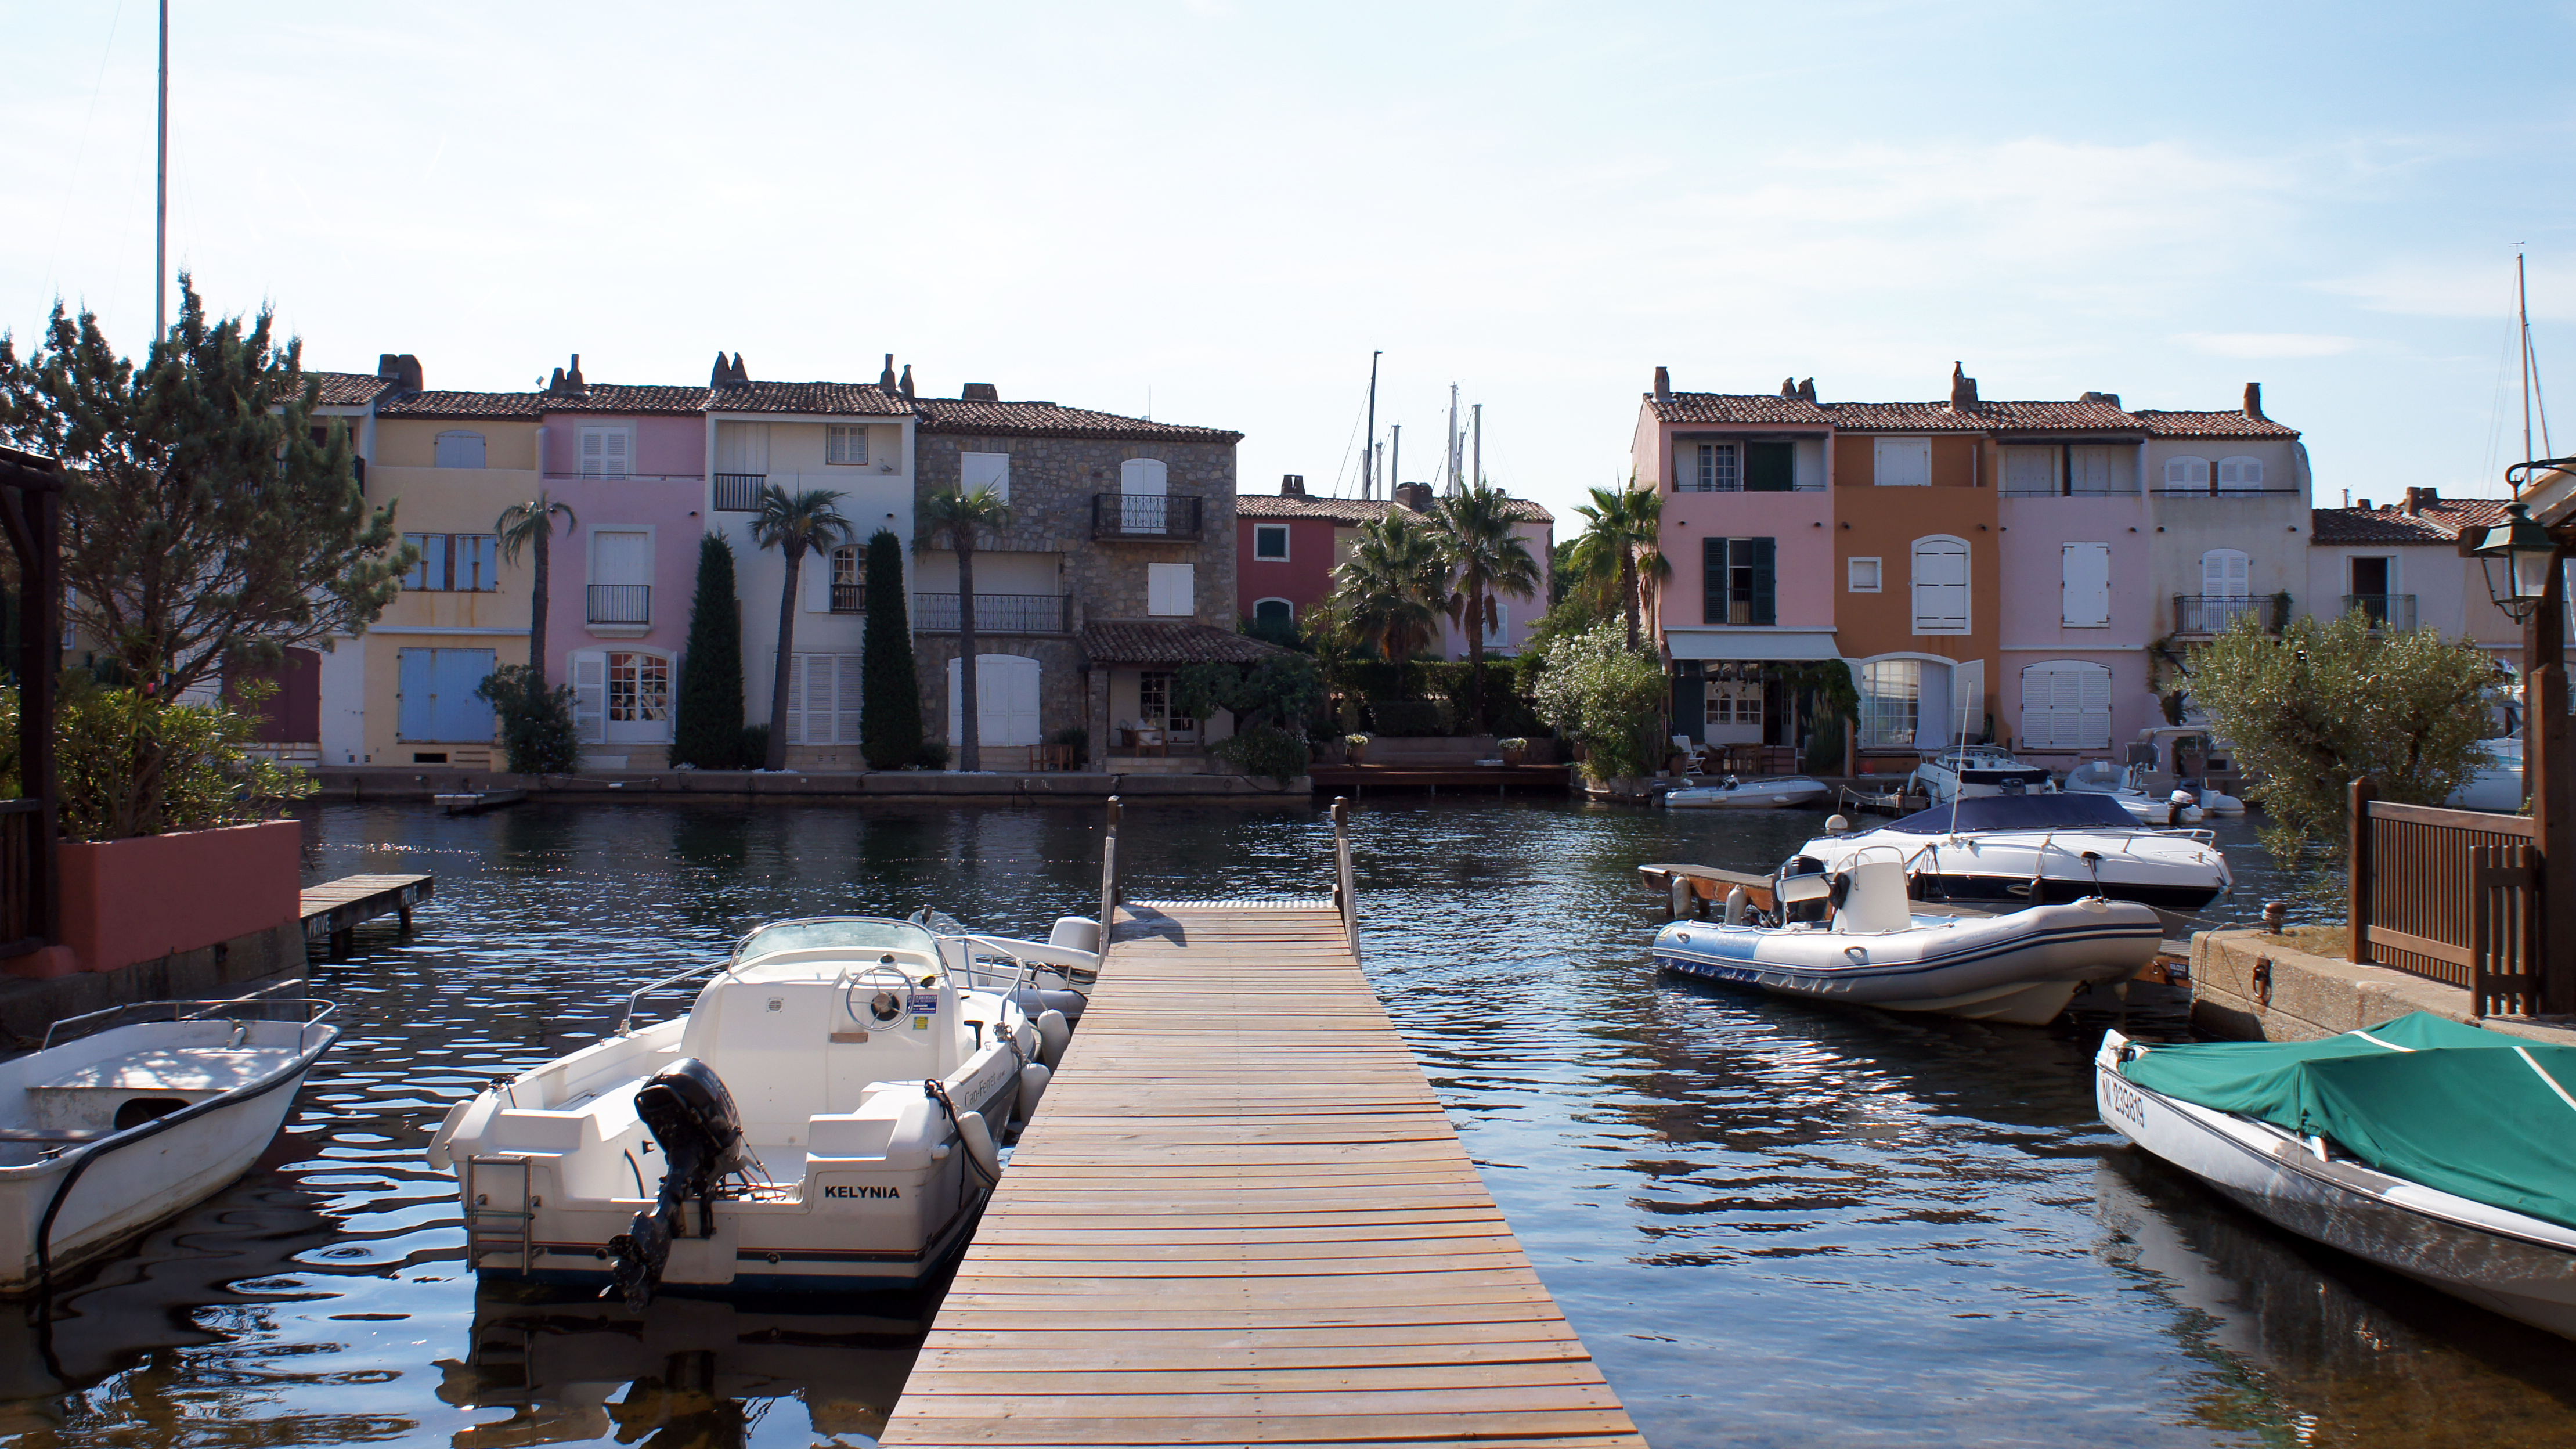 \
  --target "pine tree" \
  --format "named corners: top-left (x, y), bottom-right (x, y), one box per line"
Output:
top-left (859, 529), bottom-right (923, 769)
top-left (672, 533), bottom-right (744, 768)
